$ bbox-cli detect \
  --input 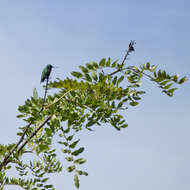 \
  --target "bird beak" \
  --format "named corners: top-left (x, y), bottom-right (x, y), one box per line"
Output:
top-left (52, 66), bottom-right (59, 69)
